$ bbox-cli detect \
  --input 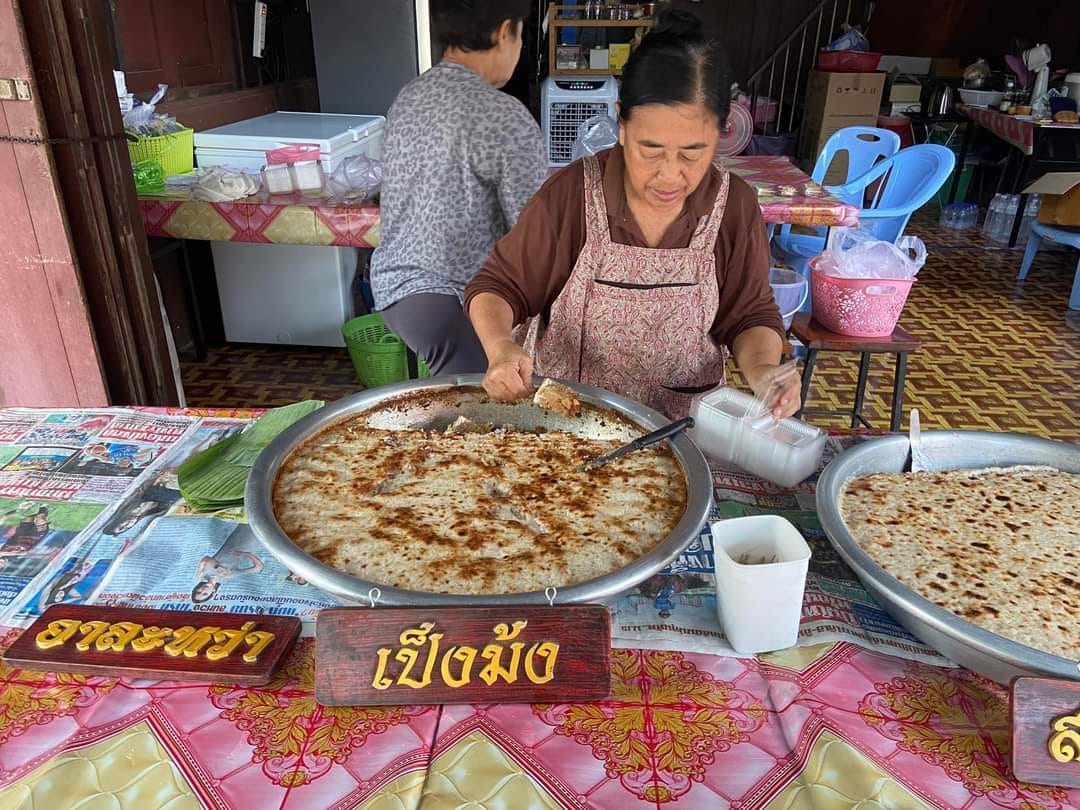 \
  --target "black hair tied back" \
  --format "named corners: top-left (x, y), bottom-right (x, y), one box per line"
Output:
top-left (619, 8), bottom-right (731, 126)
